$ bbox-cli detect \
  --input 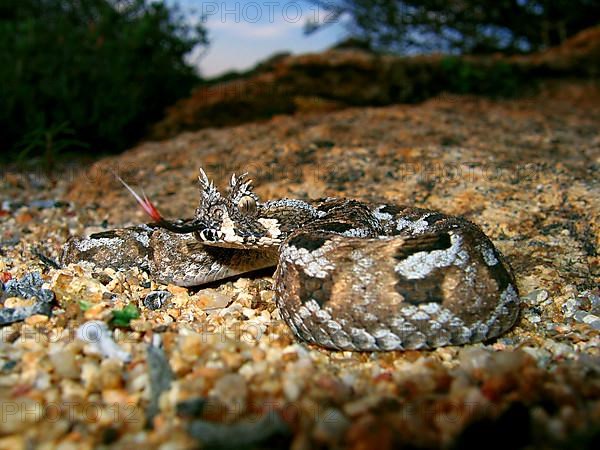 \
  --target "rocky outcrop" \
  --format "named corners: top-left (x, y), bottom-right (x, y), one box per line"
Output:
top-left (149, 26), bottom-right (600, 140)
